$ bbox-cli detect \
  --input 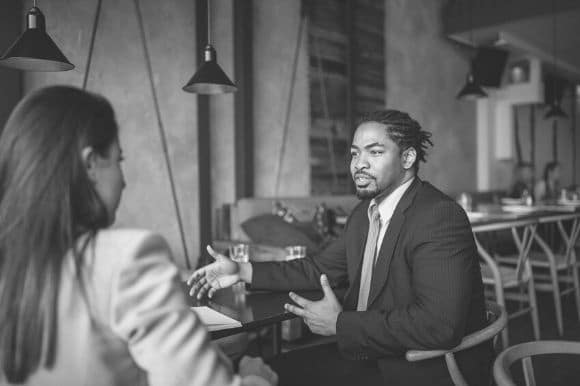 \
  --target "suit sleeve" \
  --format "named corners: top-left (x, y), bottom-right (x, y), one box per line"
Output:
top-left (109, 232), bottom-right (241, 386)
top-left (251, 229), bottom-right (349, 291)
top-left (336, 201), bottom-right (478, 358)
